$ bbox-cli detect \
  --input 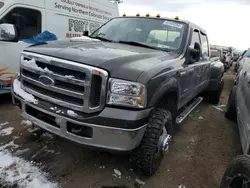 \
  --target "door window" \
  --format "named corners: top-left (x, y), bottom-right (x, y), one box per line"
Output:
top-left (0, 7), bottom-right (41, 41)
top-left (190, 30), bottom-right (200, 48)
top-left (200, 33), bottom-right (209, 58)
